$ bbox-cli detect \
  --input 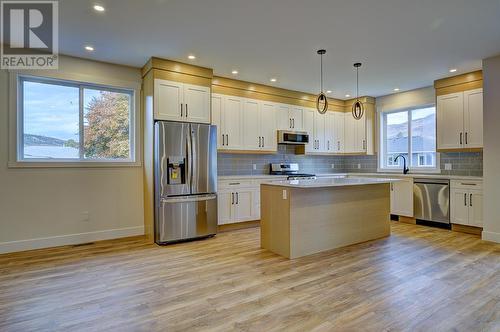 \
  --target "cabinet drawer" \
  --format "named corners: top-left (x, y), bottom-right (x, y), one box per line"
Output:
top-left (450, 180), bottom-right (482, 190)
top-left (218, 179), bottom-right (254, 189)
